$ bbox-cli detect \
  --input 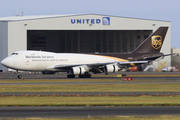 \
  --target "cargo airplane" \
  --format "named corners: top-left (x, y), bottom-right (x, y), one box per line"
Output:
top-left (1, 27), bottom-right (169, 78)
